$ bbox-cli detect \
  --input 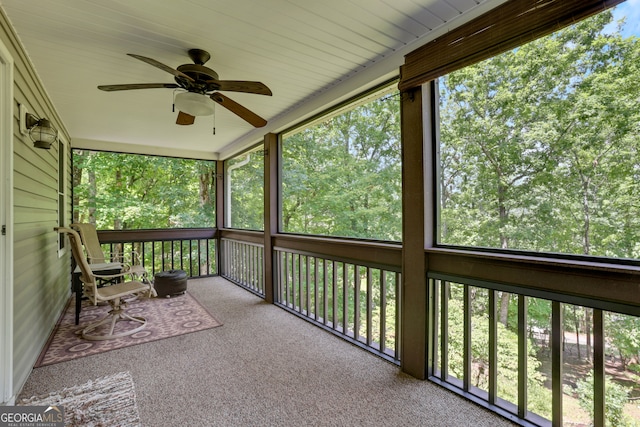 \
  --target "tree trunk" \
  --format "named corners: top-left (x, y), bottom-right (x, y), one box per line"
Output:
top-left (88, 169), bottom-right (96, 225)
top-left (198, 168), bottom-right (212, 207)
top-left (573, 306), bottom-right (581, 360)
top-left (497, 184), bottom-right (510, 327)
top-left (114, 169), bottom-right (123, 230)
top-left (585, 308), bottom-right (592, 362)
top-left (72, 151), bottom-right (84, 223)
top-left (499, 292), bottom-right (510, 327)
top-left (581, 178), bottom-right (591, 255)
